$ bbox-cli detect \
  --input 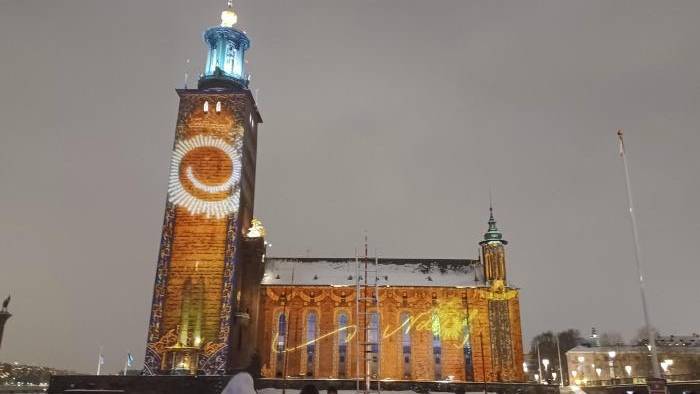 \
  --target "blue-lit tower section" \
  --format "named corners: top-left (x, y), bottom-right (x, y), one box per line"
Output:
top-left (199, 2), bottom-right (251, 89)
